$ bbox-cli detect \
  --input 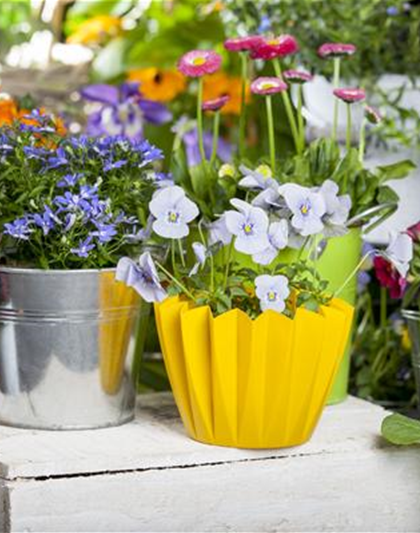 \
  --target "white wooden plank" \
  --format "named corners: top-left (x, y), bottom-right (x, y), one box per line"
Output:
top-left (8, 446), bottom-right (420, 532)
top-left (0, 394), bottom-right (387, 480)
